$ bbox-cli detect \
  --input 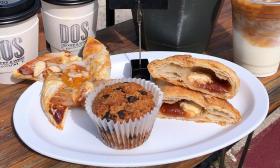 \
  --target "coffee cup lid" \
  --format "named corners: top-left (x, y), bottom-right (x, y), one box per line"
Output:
top-left (0, 0), bottom-right (40, 25)
top-left (42, 0), bottom-right (95, 6)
